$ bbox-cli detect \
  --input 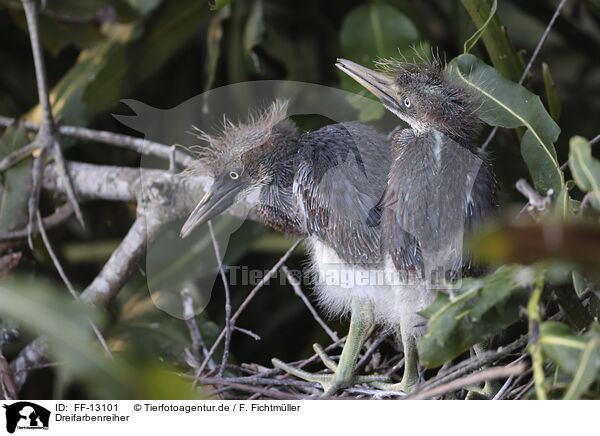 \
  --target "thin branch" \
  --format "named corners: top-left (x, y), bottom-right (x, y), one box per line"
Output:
top-left (51, 140), bottom-right (85, 228)
top-left (407, 363), bottom-right (528, 400)
top-left (281, 265), bottom-right (338, 342)
top-left (515, 178), bottom-right (553, 211)
top-left (207, 220), bottom-right (232, 377)
top-left (355, 332), bottom-right (389, 373)
top-left (414, 335), bottom-right (528, 393)
top-left (0, 116), bottom-right (193, 167)
top-left (519, 0), bottom-right (568, 85)
top-left (0, 202), bottom-right (73, 241)
top-left (233, 326), bottom-right (261, 341)
top-left (36, 210), bottom-right (113, 359)
top-left (196, 239), bottom-right (304, 376)
top-left (21, 0), bottom-right (54, 133)
top-left (181, 288), bottom-right (216, 371)
top-left (0, 141), bottom-right (38, 172)
top-left (481, 0), bottom-right (568, 150)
